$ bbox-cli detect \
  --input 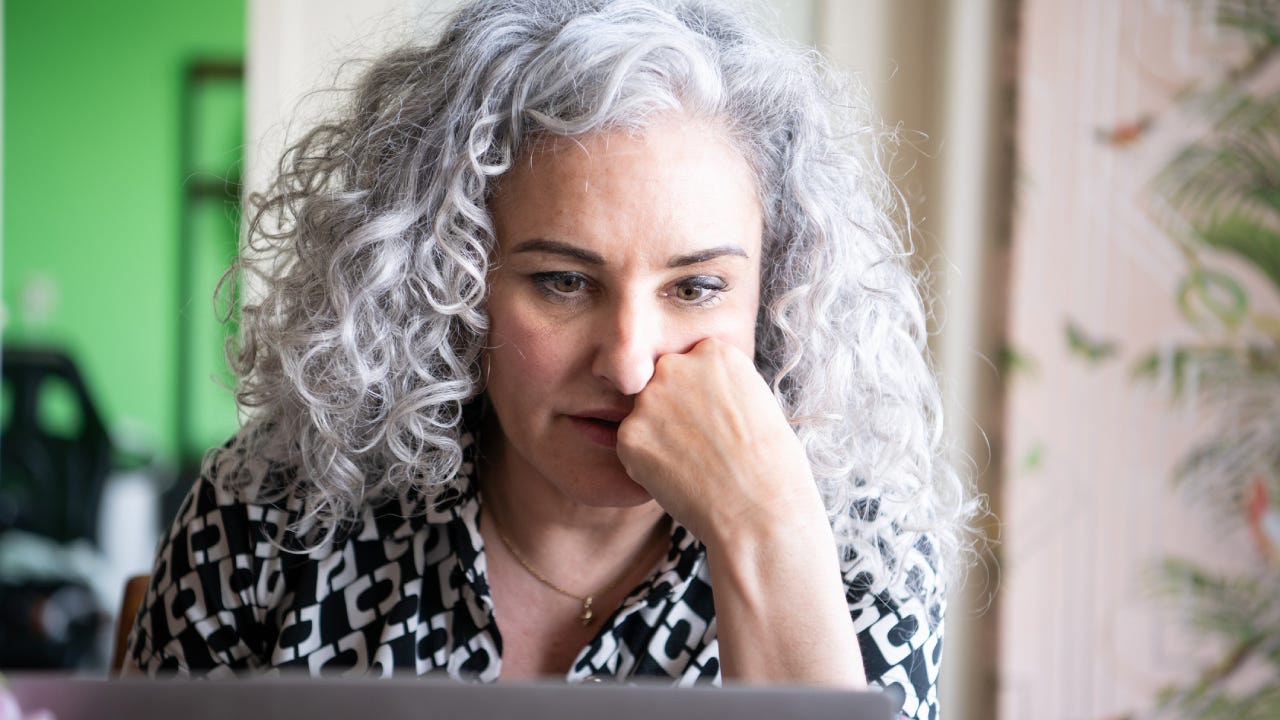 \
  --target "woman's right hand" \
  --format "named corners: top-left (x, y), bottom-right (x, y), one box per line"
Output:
top-left (615, 336), bottom-right (826, 547)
